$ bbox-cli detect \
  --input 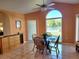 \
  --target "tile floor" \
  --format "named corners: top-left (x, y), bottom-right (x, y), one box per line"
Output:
top-left (62, 44), bottom-right (79, 59)
top-left (0, 41), bottom-right (79, 59)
